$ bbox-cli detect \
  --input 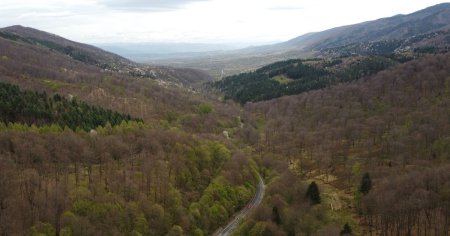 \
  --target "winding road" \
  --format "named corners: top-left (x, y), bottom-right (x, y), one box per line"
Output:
top-left (213, 174), bottom-right (265, 236)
